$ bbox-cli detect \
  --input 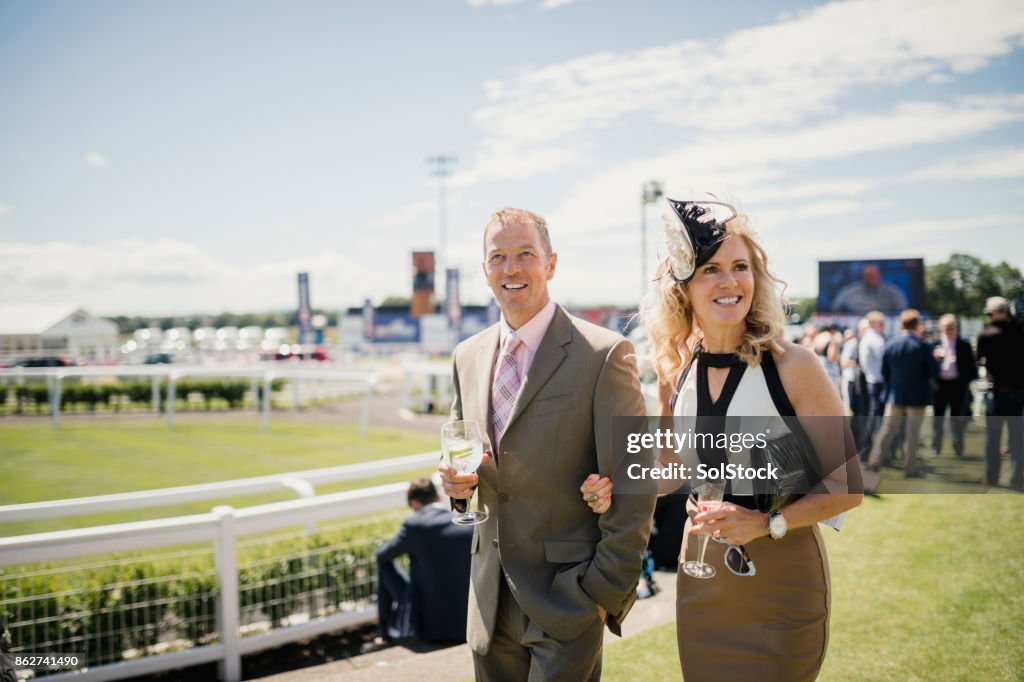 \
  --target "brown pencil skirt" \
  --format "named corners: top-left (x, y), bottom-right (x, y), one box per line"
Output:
top-left (676, 499), bottom-right (831, 682)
